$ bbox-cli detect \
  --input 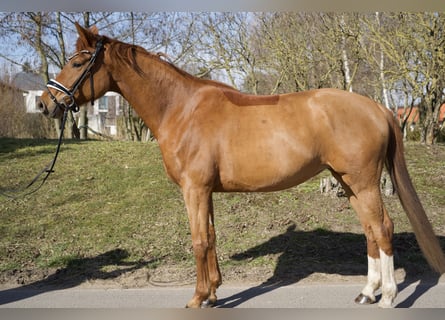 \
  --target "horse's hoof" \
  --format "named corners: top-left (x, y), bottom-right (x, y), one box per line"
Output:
top-left (378, 297), bottom-right (394, 308)
top-left (185, 301), bottom-right (200, 308)
top-left (185, 298), bottom-right (215, 308)
top-left (201, 299), bottom-right (216, 308)
top-left (355, 293), bottom-right (375, 305)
